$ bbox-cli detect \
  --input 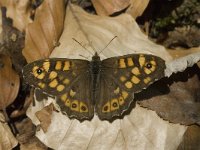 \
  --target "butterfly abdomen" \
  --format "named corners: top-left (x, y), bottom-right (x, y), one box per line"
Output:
top-left (90, 54), bottom-right (102, 104)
